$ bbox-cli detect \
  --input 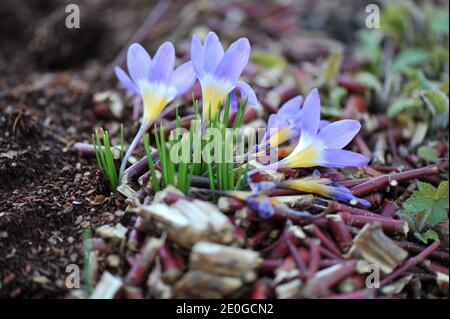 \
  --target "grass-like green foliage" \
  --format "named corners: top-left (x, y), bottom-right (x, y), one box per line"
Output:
top-left (204, 97), bottom-right (249, 193)
top-left (143, 96), bottom-right (249, 196)
top-left (143, 107), bottom-right (194, 195)
top-left (92, 126), bottom-right (124, 190)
